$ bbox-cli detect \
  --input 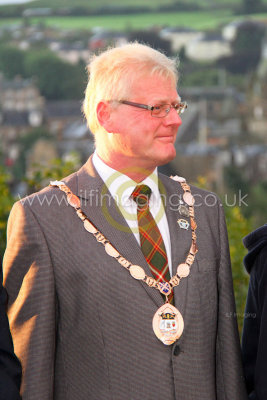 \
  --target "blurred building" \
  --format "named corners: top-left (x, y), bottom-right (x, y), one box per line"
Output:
top-left (159, 27), bottom-right (202, 53)
top-left (0, 75), bottom-right (45, 166)
top-left (185, 33), bottom-right (232, 62)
